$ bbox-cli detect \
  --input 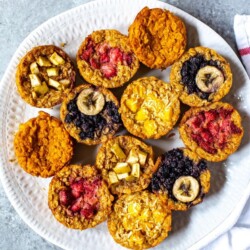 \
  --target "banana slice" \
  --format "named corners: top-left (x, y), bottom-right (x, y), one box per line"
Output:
top-left (172, 176), bottom-right (200, 203)
top-left (195, 66), bottom-right (224, 93)
top-left (76, 88), bottom-right (105, 115)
